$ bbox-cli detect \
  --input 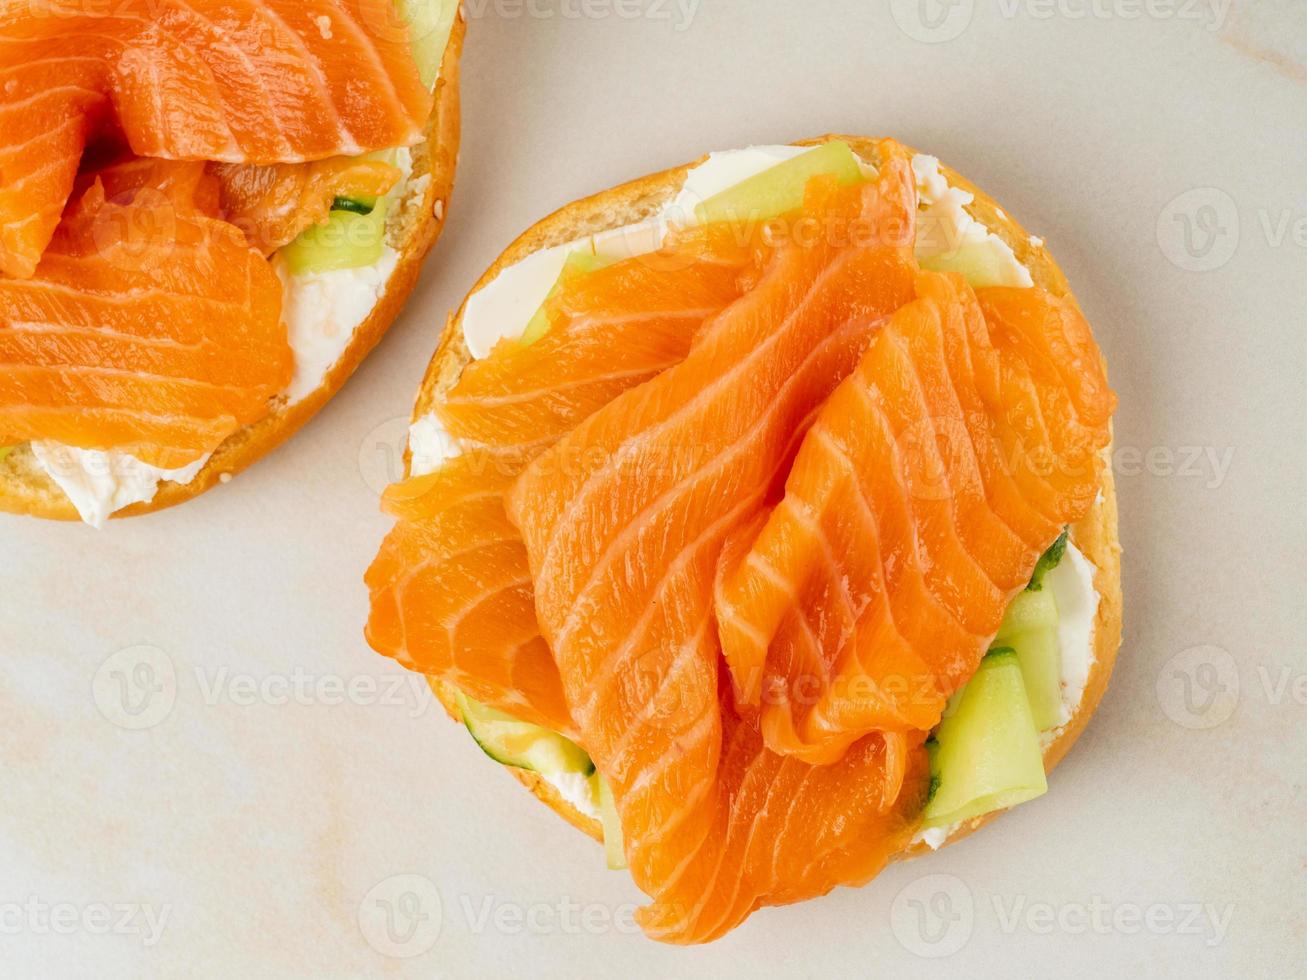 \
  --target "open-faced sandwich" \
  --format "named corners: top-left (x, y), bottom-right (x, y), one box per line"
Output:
top-left (0, 0), bottom-right (462, 525)
top-left (364, 136), bottom-right (1121, 943)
